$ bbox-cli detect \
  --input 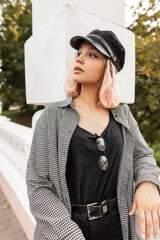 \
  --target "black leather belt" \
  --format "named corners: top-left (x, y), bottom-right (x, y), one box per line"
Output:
top-left (71, 196), bottom-right (118, 220)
